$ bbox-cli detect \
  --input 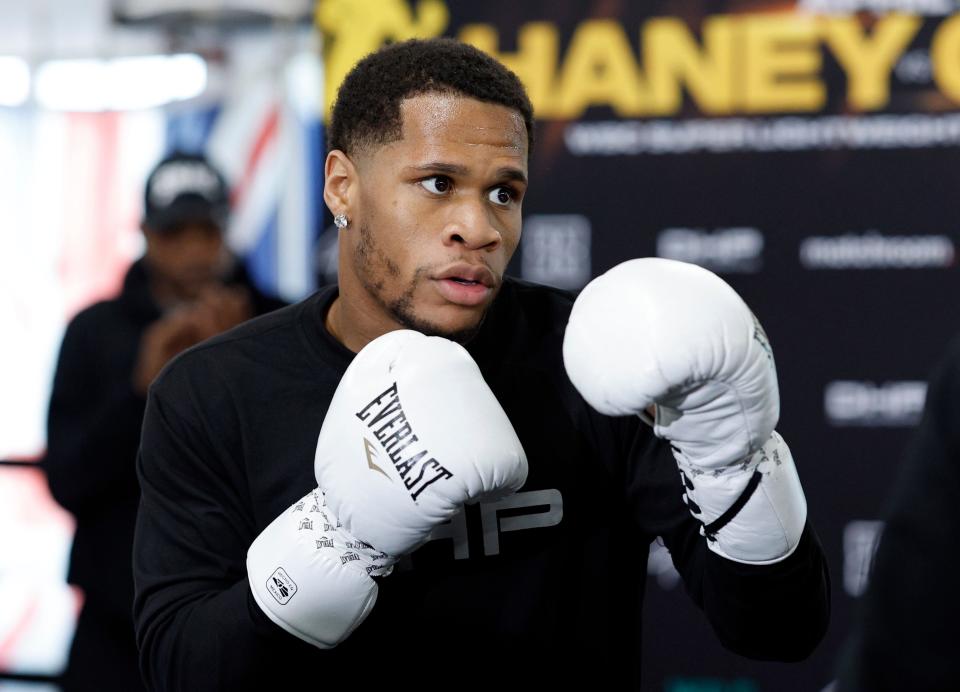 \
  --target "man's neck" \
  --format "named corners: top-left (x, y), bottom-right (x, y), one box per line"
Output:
top-left (324, 292), bottom-right (398, 354)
